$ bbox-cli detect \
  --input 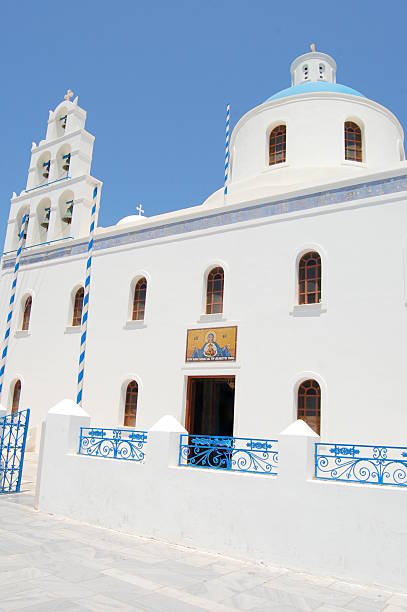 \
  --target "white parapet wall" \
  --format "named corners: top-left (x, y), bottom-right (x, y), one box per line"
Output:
top-left (36, 401), bottom-right (407, 591)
